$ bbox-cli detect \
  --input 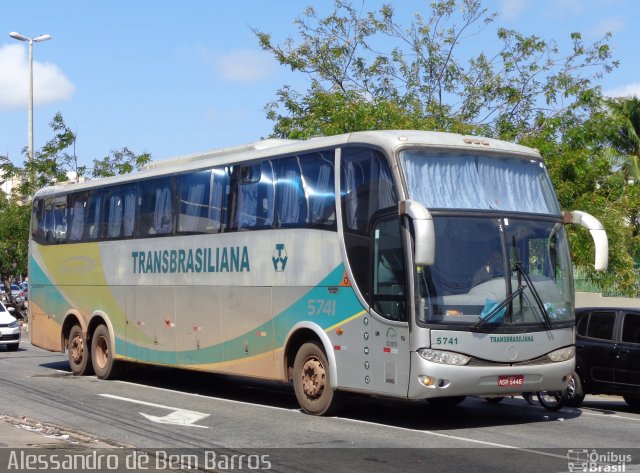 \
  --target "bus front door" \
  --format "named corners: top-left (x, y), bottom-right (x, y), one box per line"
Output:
top-left (369, 215), bottom-right (411, 396)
